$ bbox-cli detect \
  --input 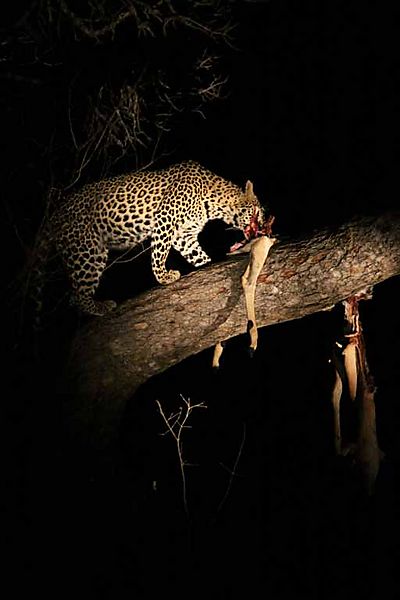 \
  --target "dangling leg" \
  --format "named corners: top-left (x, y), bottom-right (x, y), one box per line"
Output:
top-left (59, 239), bottom-right (116, 316)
